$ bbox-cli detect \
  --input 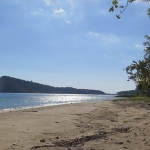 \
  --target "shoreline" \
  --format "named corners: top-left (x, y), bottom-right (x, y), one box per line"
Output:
top-left (0, 93), bottom-right (118, 112)
top-left (0, 99), bottom-right (150, 150)
top-left (0, 98), bottom-right (116, 114)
